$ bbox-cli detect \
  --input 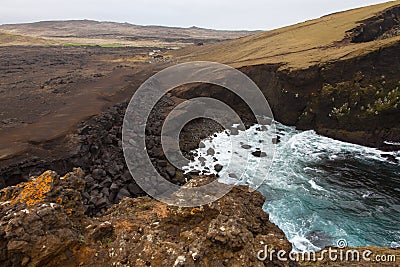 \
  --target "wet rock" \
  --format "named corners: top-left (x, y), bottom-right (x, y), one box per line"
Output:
top-left (228, 173), bottom-right (238, 179)
top-left (256, 126), bottom-right (268, 131)
top-left (272, 136), bottom-right (281, 144)
top-left (230, 127), bottom-right (239, 135)
top-left (207, 148), bottom-right (215, 156)
top-left (305, 230), bottom-right (333, 249)
top-left (252, 151), bottom-right (267, 157)
top-left (214, 164), bottom-right (223, 172)
top-left (381, 154), bottom-right (398, 163)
